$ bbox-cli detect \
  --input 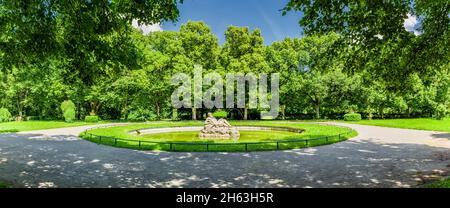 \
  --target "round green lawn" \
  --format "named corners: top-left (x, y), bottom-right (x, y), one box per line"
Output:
top-left (80, 121), bottom-right (357, 152)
